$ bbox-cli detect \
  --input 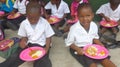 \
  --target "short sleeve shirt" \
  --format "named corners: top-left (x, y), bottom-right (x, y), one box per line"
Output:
top-left (45, 0), bottom-right (70, 18)
top-left (65, 21), bottom-right (99, 47)
top-left (13, 0), bottom-right (28, 14)
top-left (18, 17), bottom-right (55, 46)
top-left (96, 3), bottom-right (120, 21)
